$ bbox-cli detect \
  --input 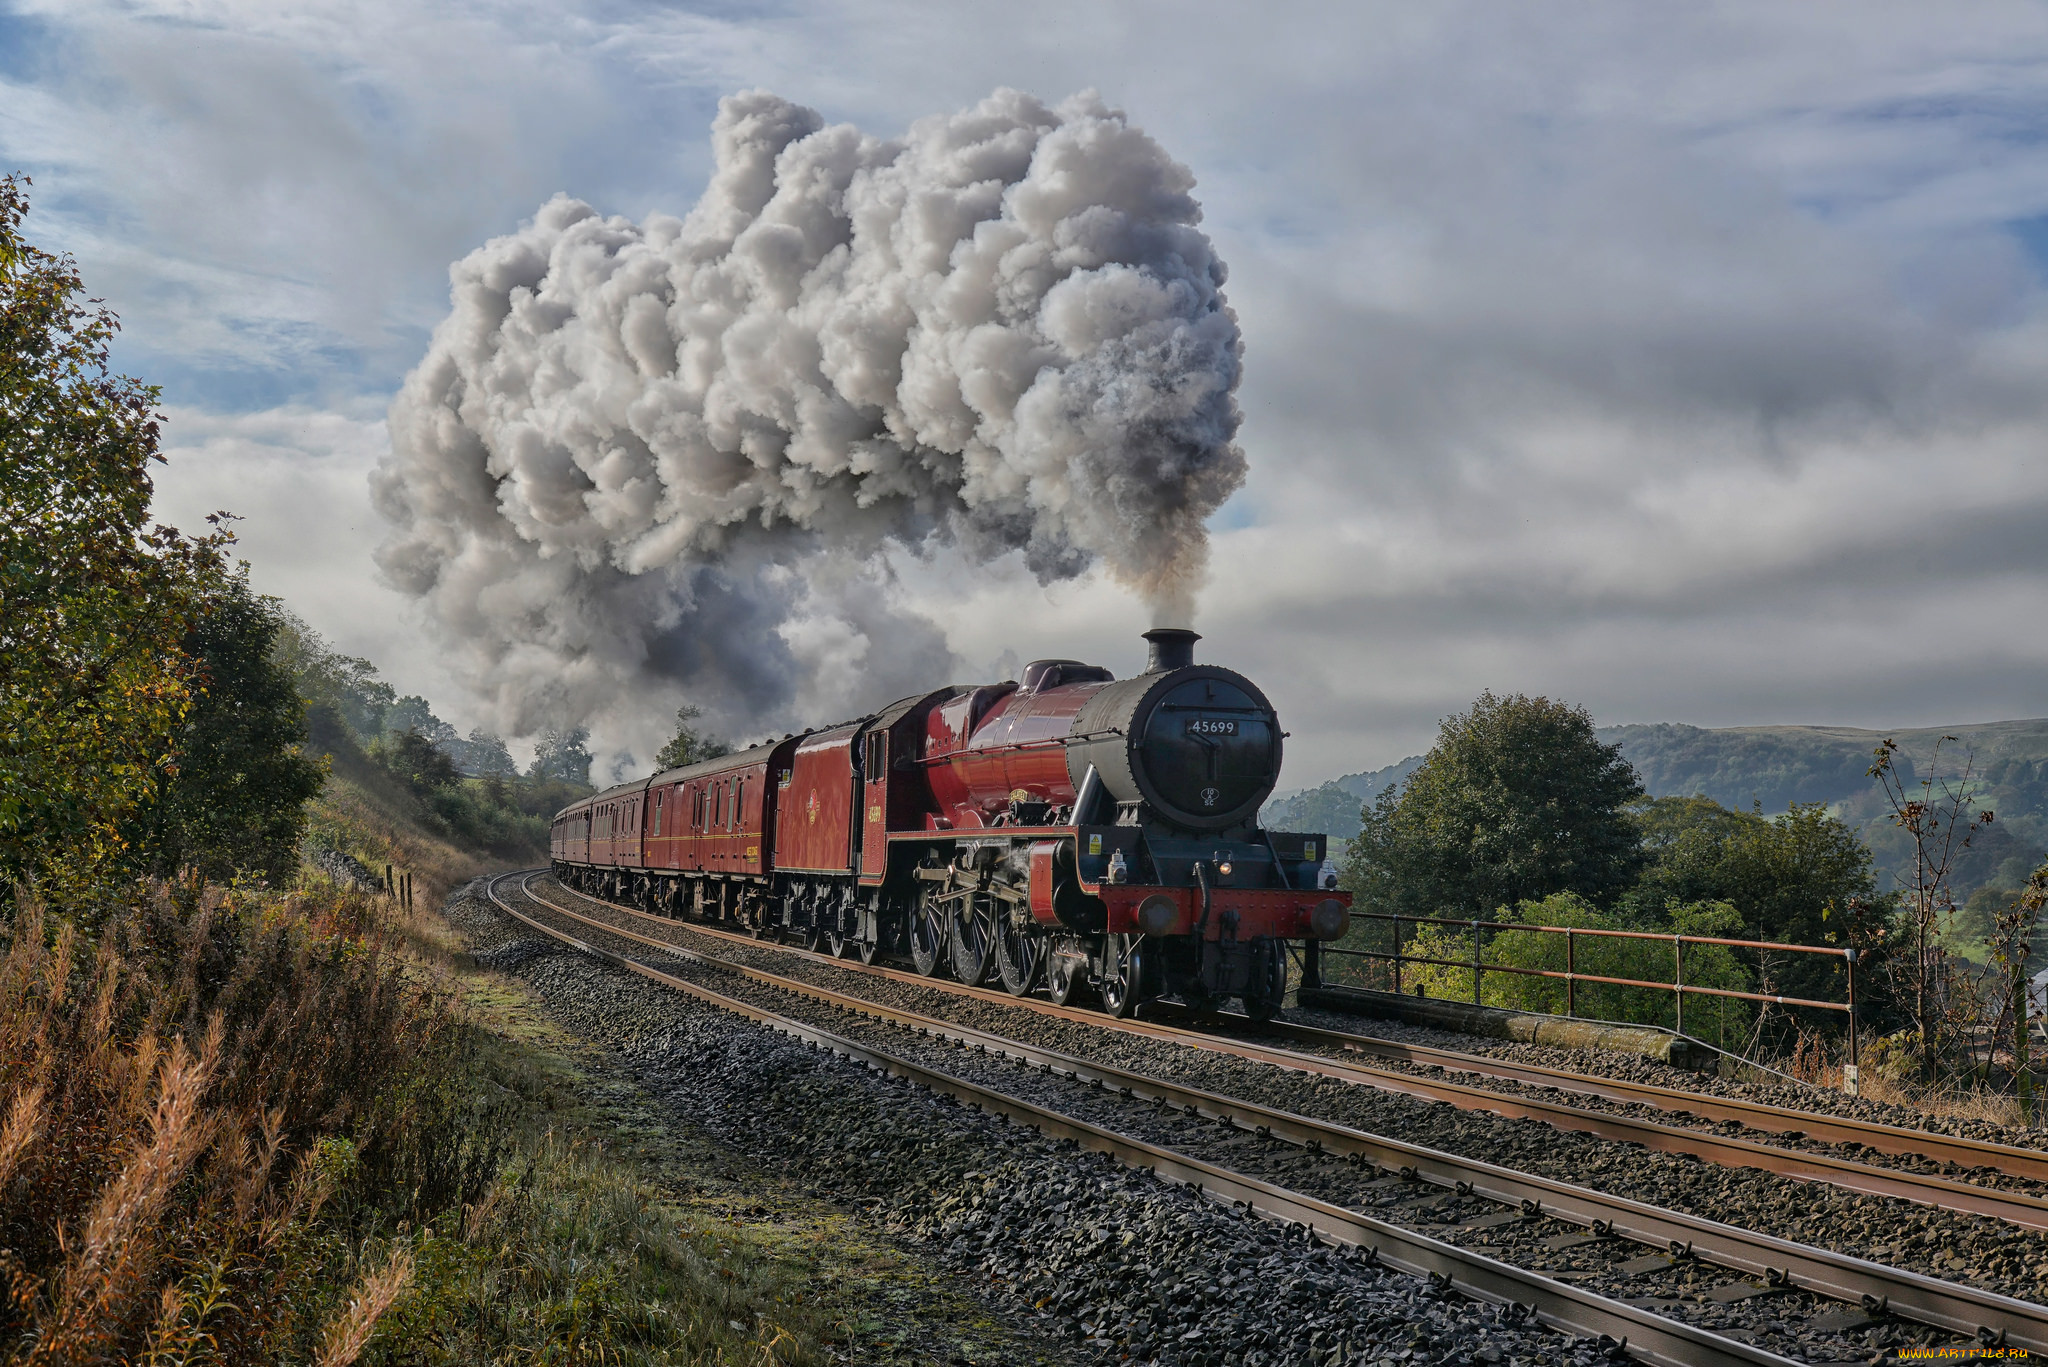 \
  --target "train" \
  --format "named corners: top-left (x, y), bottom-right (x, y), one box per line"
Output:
top-left (548, 628), bottom-right (1351, 1019)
